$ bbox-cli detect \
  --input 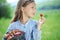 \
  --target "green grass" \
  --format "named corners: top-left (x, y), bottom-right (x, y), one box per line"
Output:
top-left (0, 18), bottom-right (10, 40)
top-left (33, 9), bottom-right (60, 40)
top-left (0, 9), bottom-right (60, 40)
